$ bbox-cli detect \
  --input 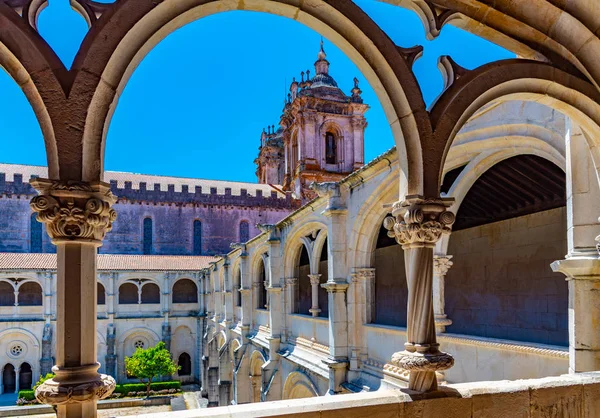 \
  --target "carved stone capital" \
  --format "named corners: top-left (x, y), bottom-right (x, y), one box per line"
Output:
top-left (35, 363), bottom-right (115, 406)
top-left (433, 255), bottom-right (453, 276)
top-left (384, 196), bottom-right (454, 249)
top-left (285, 278), bottom-right (298, 286)
top-left (30, 179), bottom-right (117, 246)
top-left (321, 281), bottom-right (349, 293)
top-left (308, 274), bottom-right (322, 285)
